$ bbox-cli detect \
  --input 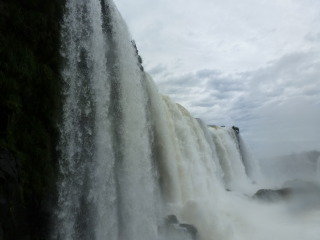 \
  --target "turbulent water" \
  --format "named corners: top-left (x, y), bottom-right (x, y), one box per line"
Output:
top-left (52, 0), bottom-right (320, 240)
